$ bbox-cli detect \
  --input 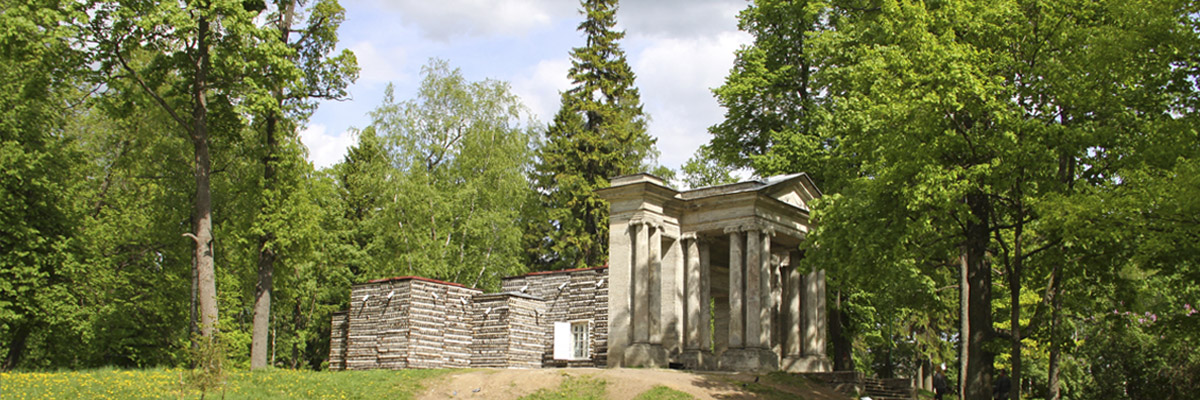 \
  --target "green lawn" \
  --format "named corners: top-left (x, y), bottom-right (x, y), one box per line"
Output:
top-left (518, 374), bottom-right (608, 400)
top-left (632, 385), bottom-right (696, 400)
top-left (0, 368), bottom-right (448, 400)
top-left (2, 368), bottom-right (715, 400)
